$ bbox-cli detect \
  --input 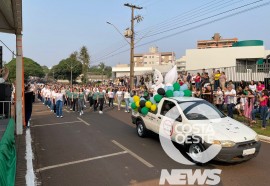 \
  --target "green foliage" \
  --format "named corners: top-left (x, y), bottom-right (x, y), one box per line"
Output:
top-left (51, 57), bottom-right (82, 82)
top-left (79, 46), bottom-right (90, 83)
top-left (41, 65), bottom-right (50, 74)
top-left (88, 62), bottom-right (112, 78)
top-left (5, 57), bottom-right (45, 80)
